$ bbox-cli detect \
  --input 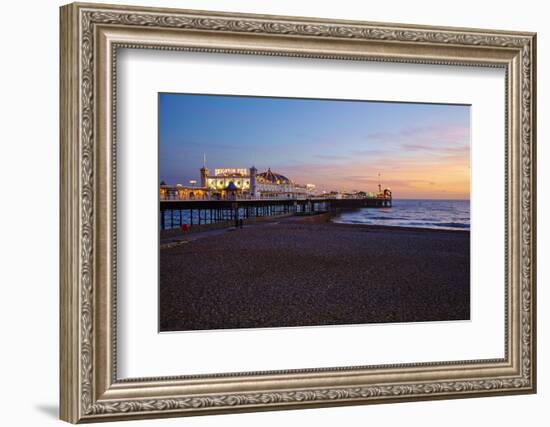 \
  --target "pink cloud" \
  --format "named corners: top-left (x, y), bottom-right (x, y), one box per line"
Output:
top-left (368, 123), bottom-right (469, 147)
